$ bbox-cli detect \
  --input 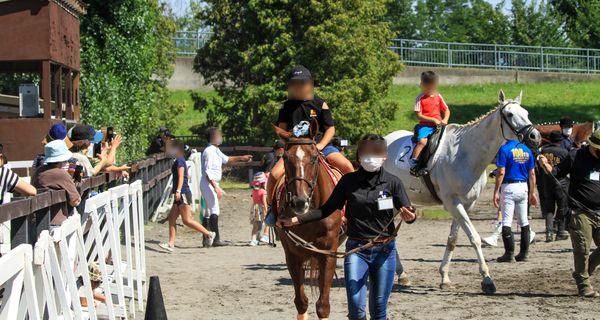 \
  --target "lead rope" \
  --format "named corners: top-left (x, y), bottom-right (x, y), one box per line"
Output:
top-left (282, 210), bottom-right (404, 258)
